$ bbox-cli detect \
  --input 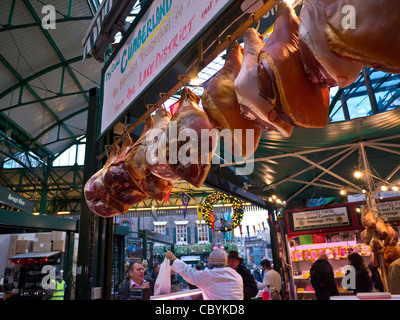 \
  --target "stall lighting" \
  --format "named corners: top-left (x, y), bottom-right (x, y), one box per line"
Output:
top-left (57, 211), bottom-right (70, 215)
top-left (381, 185), bottom-right (387, 191)
top-left (354, 171), bottom-right (362, 179)
top-left (356, 207), bottom-right (361, 213)
top-left (362, 189), bottom-right (367, 193)
top-left (32, 212), bottom-right (39, 216)
top-left (340, 189), bottom-right (347, 196)
top-left (392, 186), bottom-right (399, 191)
